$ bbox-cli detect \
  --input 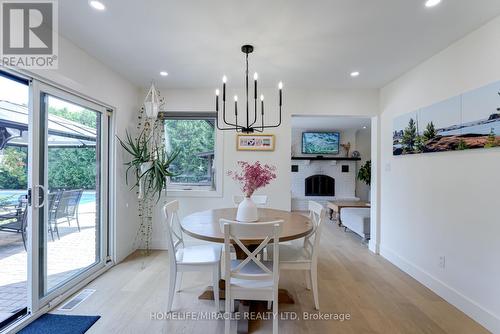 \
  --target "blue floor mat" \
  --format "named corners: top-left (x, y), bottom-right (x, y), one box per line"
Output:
top-left (18, 314), bottom-right (100, 334)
